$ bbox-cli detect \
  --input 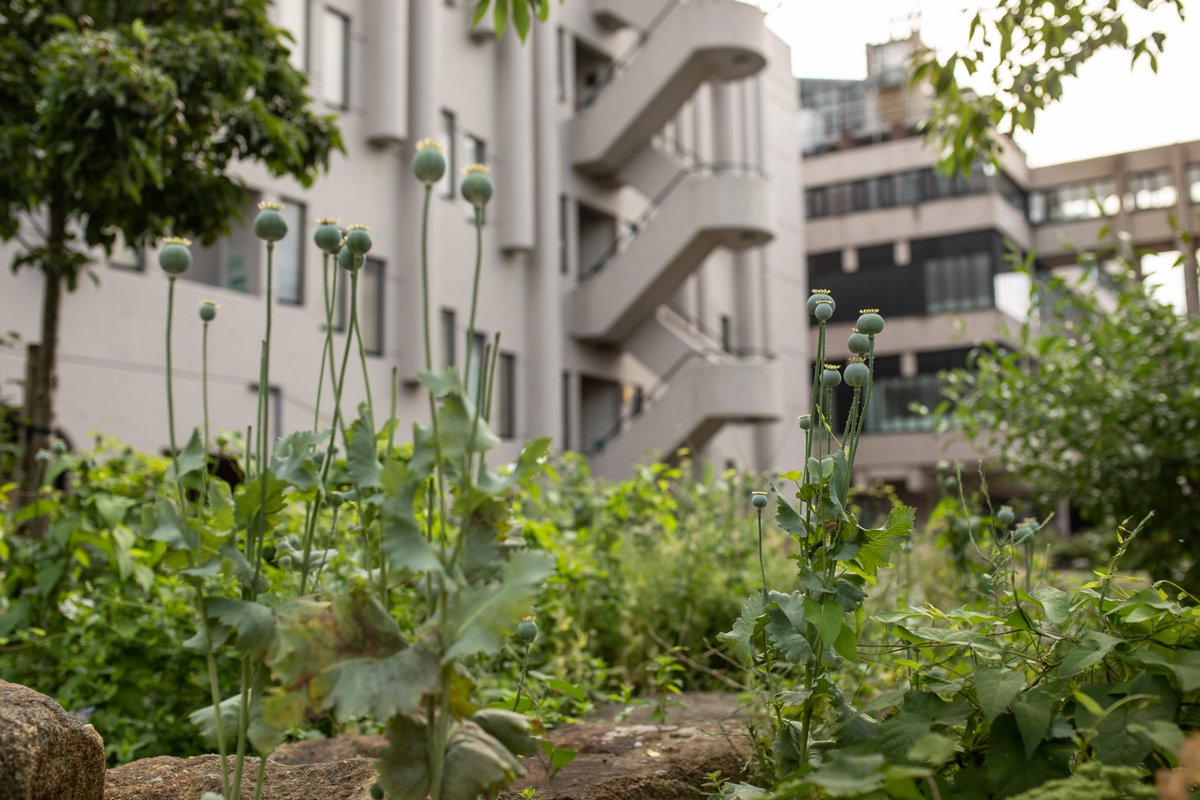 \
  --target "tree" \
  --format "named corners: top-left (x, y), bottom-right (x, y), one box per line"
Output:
top-left (939, 261), bottom-right (1200, 583)
top-left (914, 0), bottom-right (1185, 175)
top-left (0, 1), bottom-right (342, 499)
